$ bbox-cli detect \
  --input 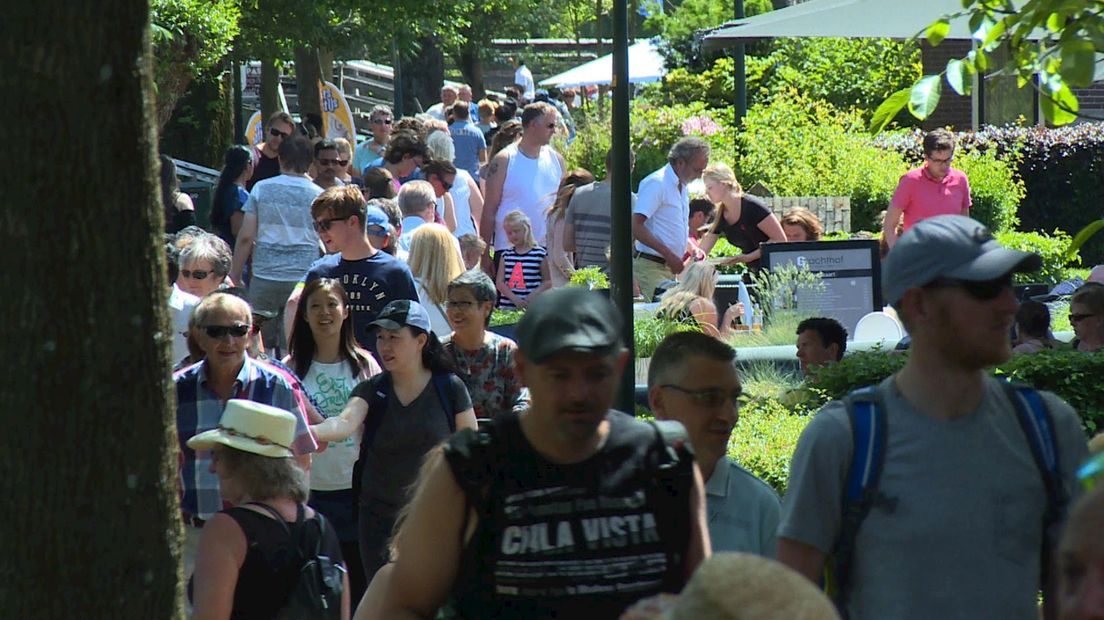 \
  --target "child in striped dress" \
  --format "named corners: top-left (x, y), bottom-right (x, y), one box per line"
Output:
top-left (495, 210), bottom-right (551, 308)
